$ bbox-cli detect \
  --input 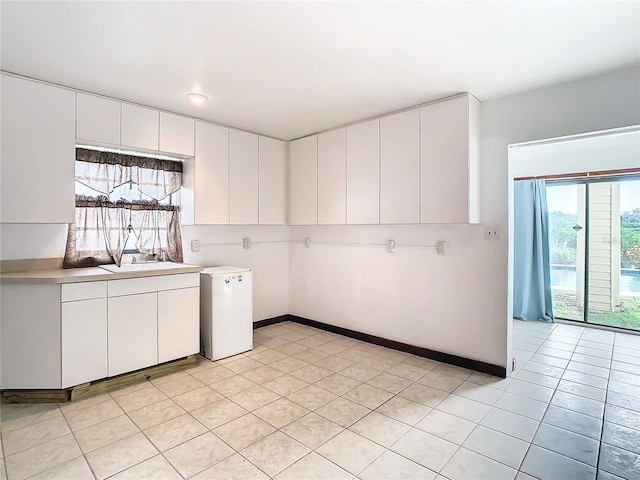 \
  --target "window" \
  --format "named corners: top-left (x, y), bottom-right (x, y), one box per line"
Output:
top-left (63, 147), bottom-right (184, 268)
